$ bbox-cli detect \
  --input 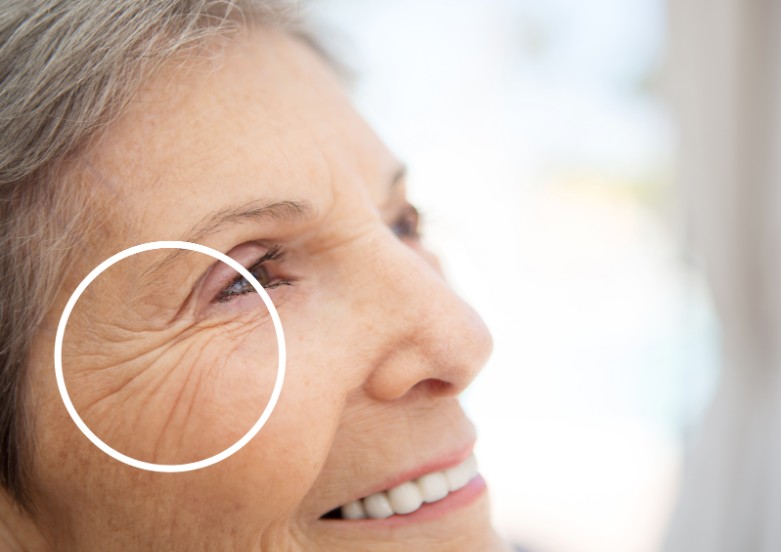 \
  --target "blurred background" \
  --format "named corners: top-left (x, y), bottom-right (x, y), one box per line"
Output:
top-left (310, 1), bottom-right (779, 551)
